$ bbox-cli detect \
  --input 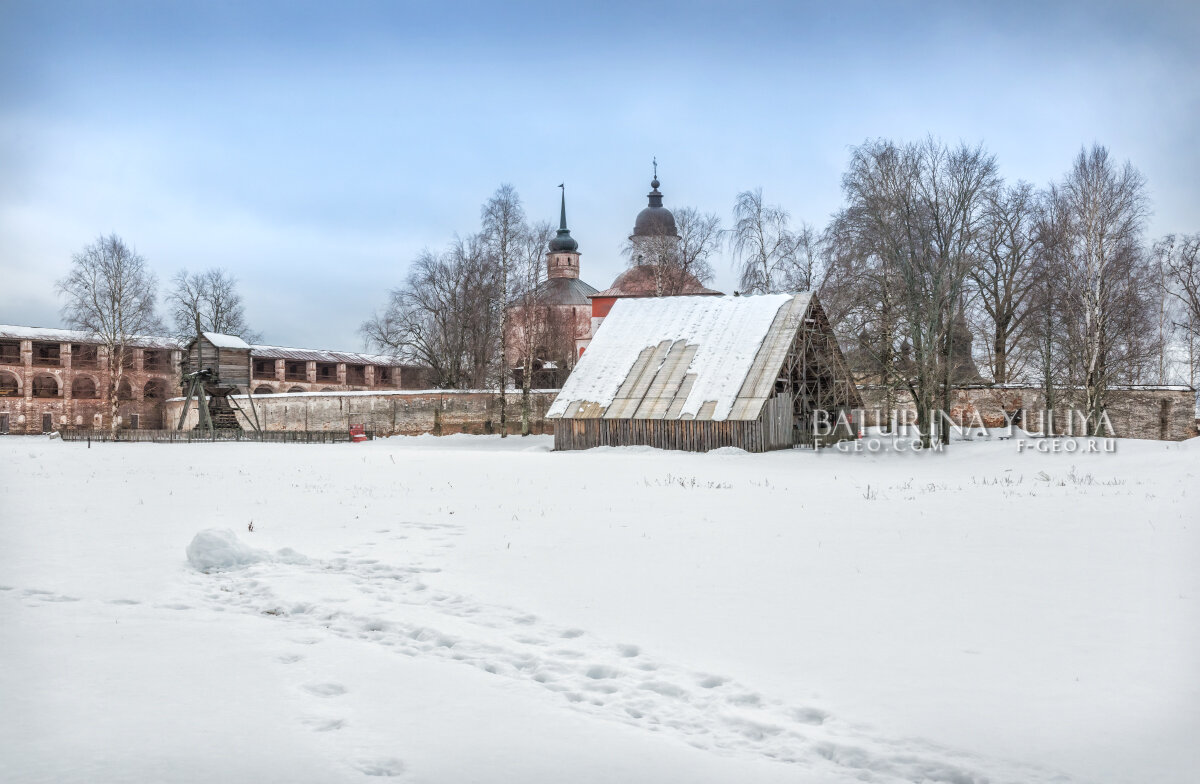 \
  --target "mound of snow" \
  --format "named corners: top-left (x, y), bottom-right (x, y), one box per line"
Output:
top-left (708, 446), bottom-right (749, 456)
top-left (186, 529), bottom-right (267, 572)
